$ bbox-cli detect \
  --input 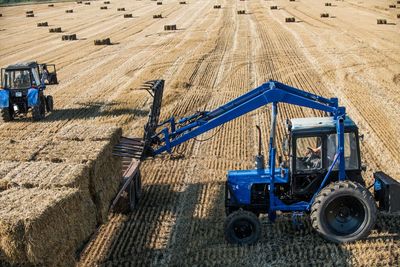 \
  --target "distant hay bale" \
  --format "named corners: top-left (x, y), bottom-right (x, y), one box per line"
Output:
top-left (179, 1), bottom-right (186, 4)
top-left (325, 2), bottom-right (332, 6)
top-left (77, 1), bottom-right (82, 3)
top-left (65, 9), bottom-right (74, 13)
top-left (270, 5), bottom-right (278, 9)
top-left (25, 11), bottom-right (34, 14)
top-left (237, 10), bottom-right (245, 14)
top-left (164, 24), bottom-right (177, 30)
top-left (117, 7), bottom-right (125, 11)
top-left (62, 34), bottom-right (77, 40)
top-left (397, 14), bottom-right (400, 18)
top-left (37, 22), bottom-right (48, 27)
top-left (26, 14), bottom-right (34, 17)
top-left (124, 13), bottom-right (133, 18)
top-left (157, 1), bottom-right (162, 5)
top-left (104, 1), bottom-right (110, 3)
top-left (320, 13), bottom-right (329, 18)
top-left (389, 4), bottom-right (396, 8)
top-left (48, 4), bottom-right (54, 7)
top-left (94, 38), bottom-right (112, 45)
top-left (0, 187), bottom-right (96, 267)
top-left (100, 6), bottom-right (108, 9)
top-left (213, 5), bottom-right (221, 9)
top-left (377, 19), bottom-right (387, 24)
top-left (153, 14), bottom-right (162, 18)
top-left (84, 2), bottom-right (91, 5)
top-left (49, 27), bottom-right (62, 32)
top-left (285, 17), bottom-right (295, 22)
